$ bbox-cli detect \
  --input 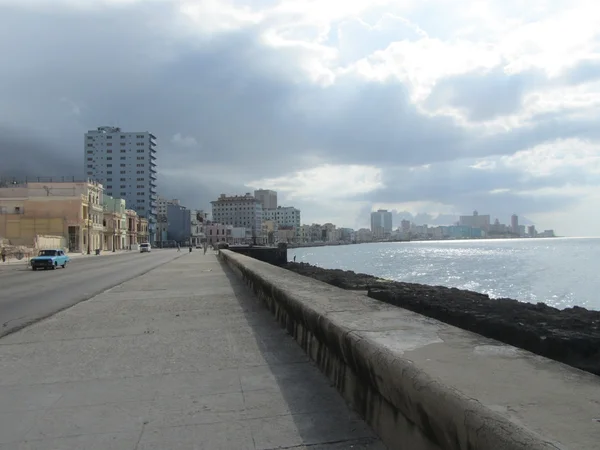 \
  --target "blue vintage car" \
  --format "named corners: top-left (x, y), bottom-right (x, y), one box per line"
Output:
top-left (30, 249), bottom-right (70, 271)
